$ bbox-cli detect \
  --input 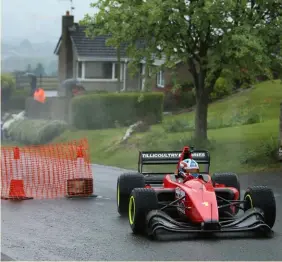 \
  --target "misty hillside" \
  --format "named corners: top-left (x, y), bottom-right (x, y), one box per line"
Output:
top-left (1, 39), bottom-right (58, 75)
